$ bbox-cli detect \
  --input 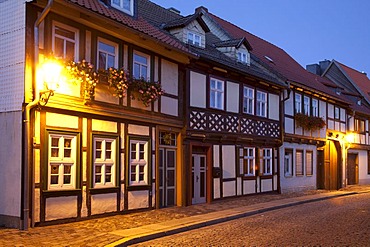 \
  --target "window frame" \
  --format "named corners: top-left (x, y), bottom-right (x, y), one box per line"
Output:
top-left (92, 135), bottom-right (119, 188)
top-left (210, 78), bottom-right (225, 110)
top-left (111, 0), bottom-right (134, 16)
top-left (243, 86), bottom-right (254, 115)
top-left (97, 37), bottom-right (119, 70)
top-left (187, 31), bottom-right (201, 46)
top-left (295, 93), bottom-right (302, 114)
top-left (128, 137), bottom-right (150, 186)
top-left (296, 150), bottom-right (304, 176)
top-left (237, 51), bottom-right (248, 64)
top-left (354, 118), bottom-right (365, 133)
top-left (256, 90), bottom-right (267, 117)
top-left (46, 130), bottom-right (80, 191)
top-left (306, 150), bottom-right (313, 176)
top-left (312, 98), bottom-right (318, 117)
top-left (52, 21), bottom-right (79, 61)
top-left (262, 148), bottom-right (273, 175)
top-left (334, 106), bottom-right (340, 120)
top-left (133, 50), bottom-right (150, 80)
top-left (240, 147), bottom-right (255, 176)
top-left (284, 149), bottom-right (293, 177)
top-left (303, 96), bottom-right (310, 116)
